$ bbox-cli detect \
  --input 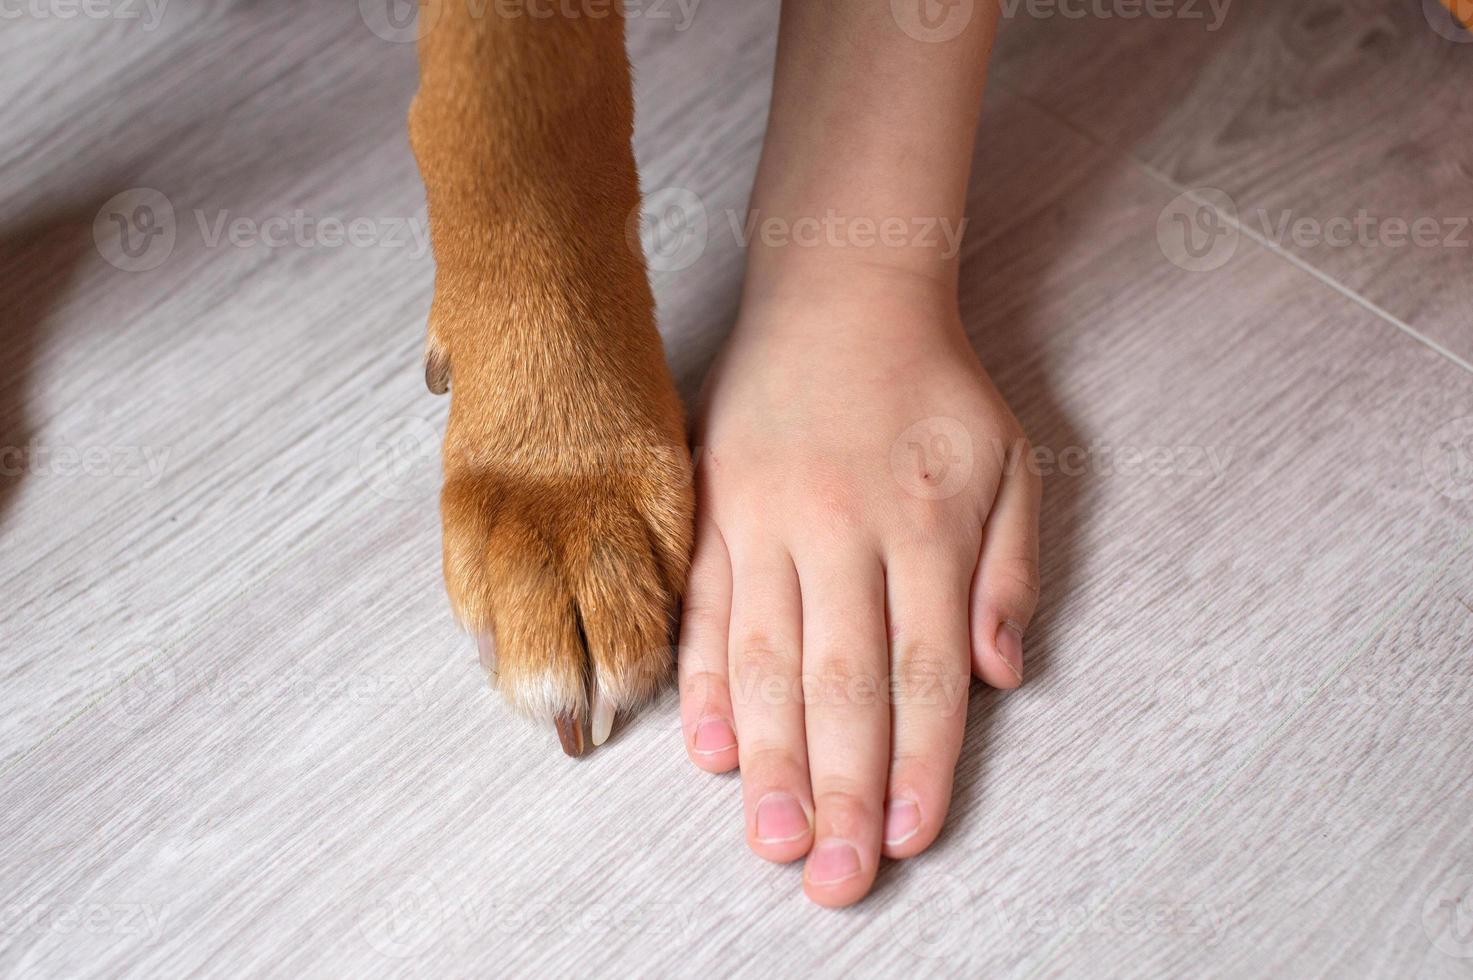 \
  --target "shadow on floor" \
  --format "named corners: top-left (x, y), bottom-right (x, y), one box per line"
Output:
top-left (0, 210), bottom-right (100, 532)
top-left (0, 0), bottom-right (422, 532)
